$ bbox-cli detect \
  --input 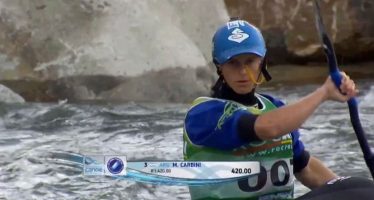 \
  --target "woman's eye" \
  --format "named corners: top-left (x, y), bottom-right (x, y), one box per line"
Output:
top-left (245, 59), bottom-right (255, 65)
top-left (227, 60), bottom-right (239, 66)
top-left (228, 60), bottom-right (236, 64)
